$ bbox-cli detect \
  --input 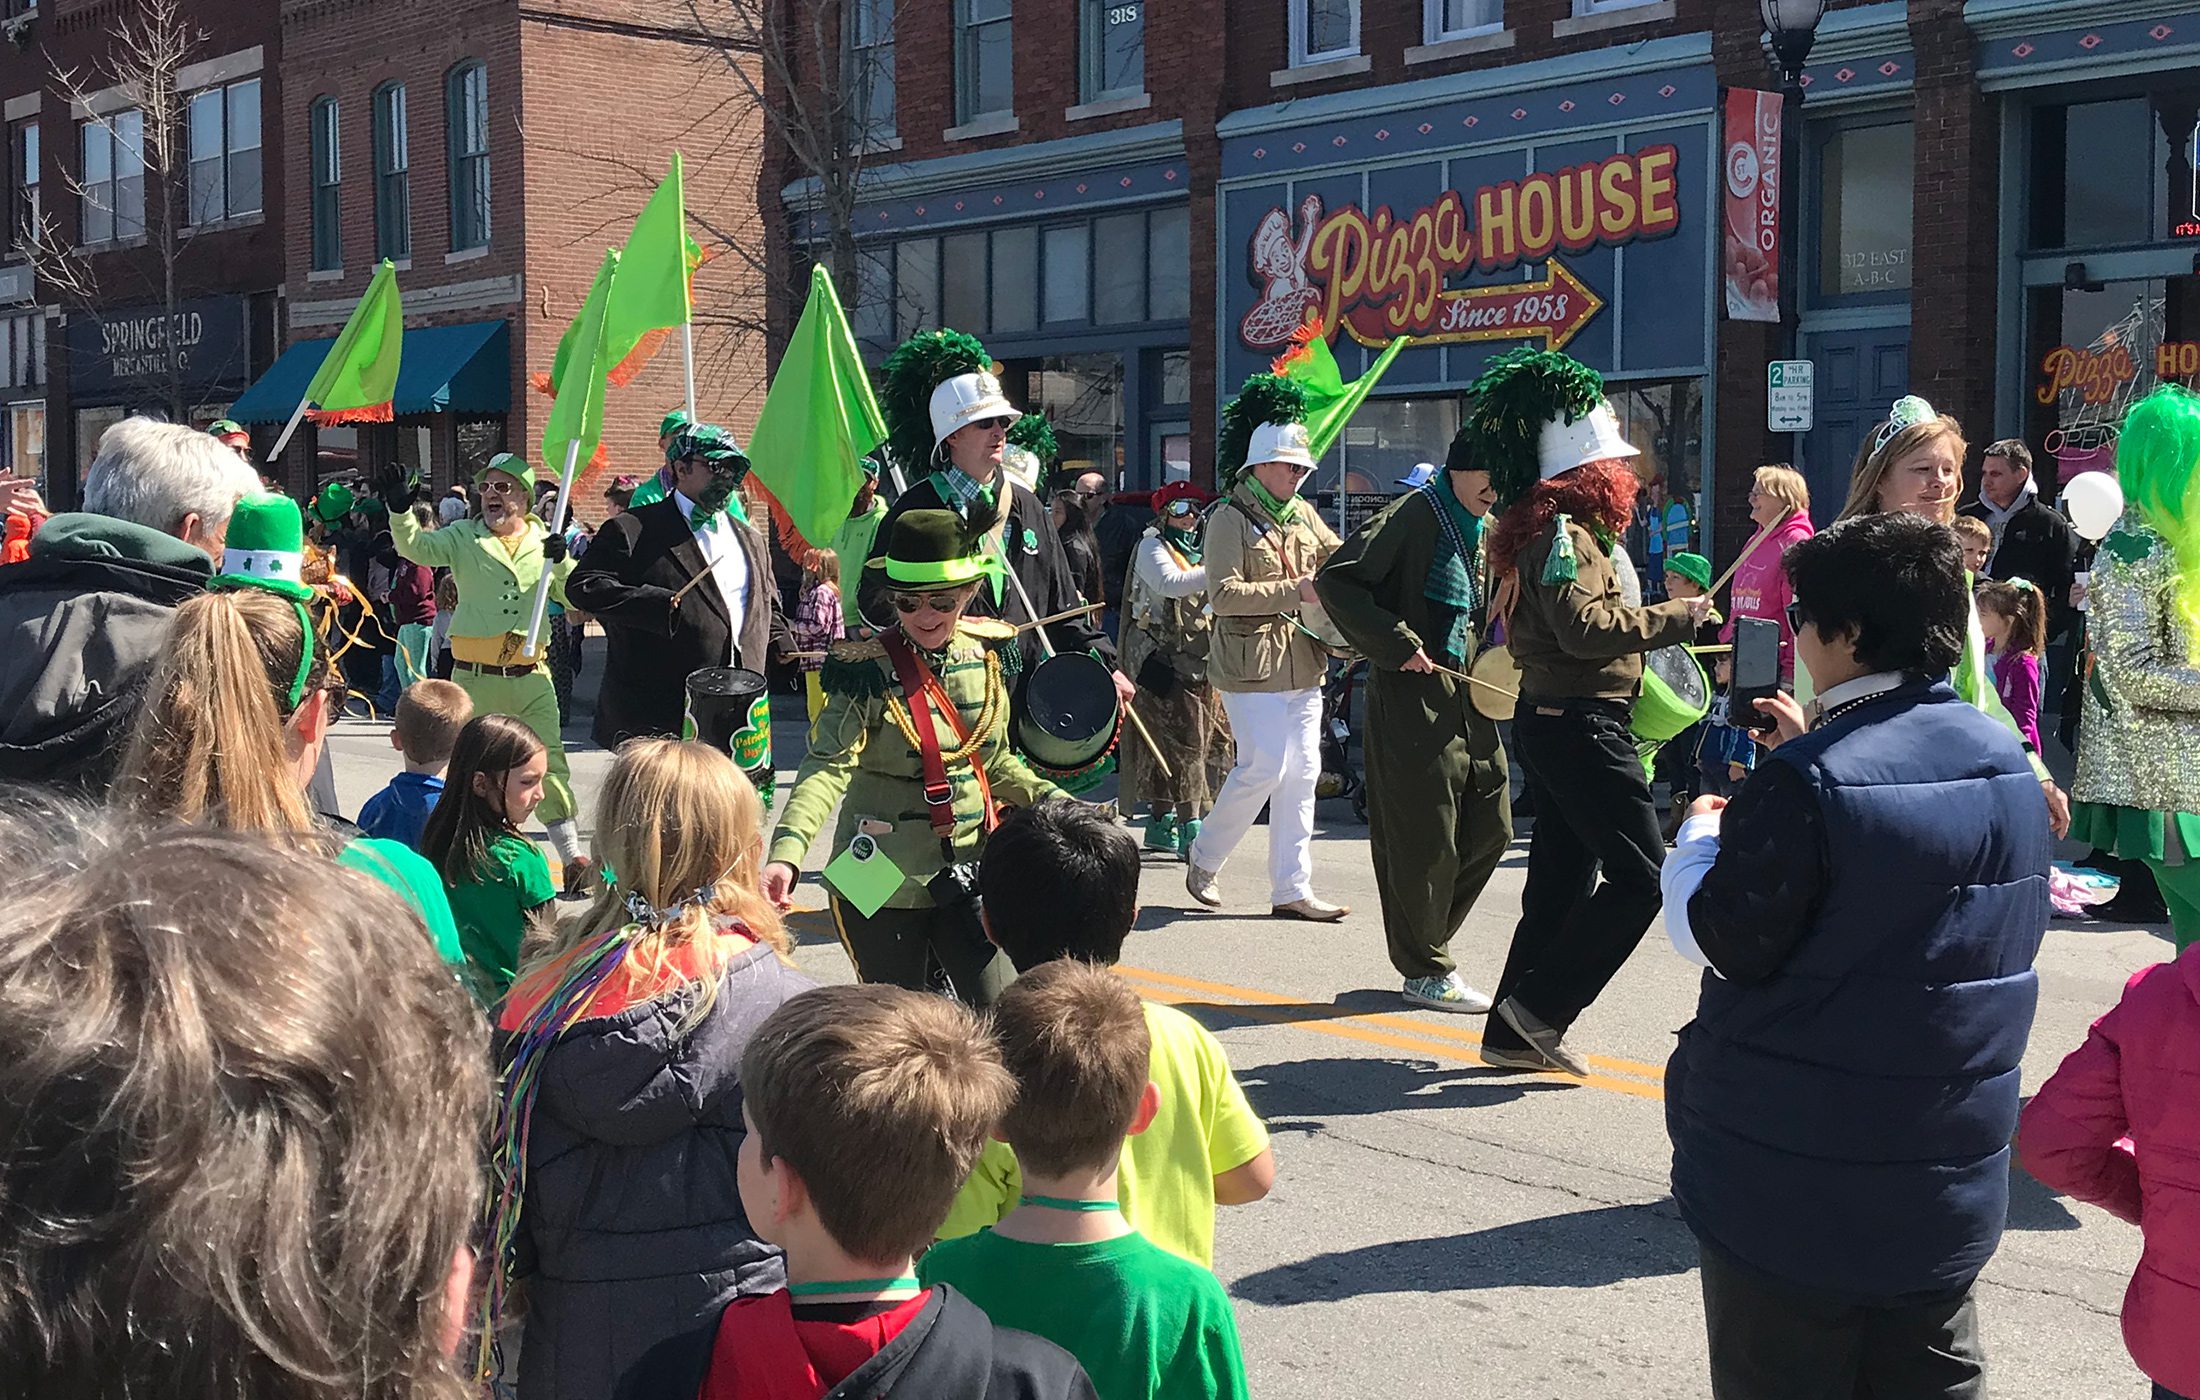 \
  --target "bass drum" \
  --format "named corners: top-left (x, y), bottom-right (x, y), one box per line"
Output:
top-left (1297, 597), bottom-right (1359, 661)
top-left (1016, 652), bottom-right (1123, 787)
top-left (1631, 644), bottom-right (1710, 745)
top-left (1468, 644), bottom-right (1521, 722)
